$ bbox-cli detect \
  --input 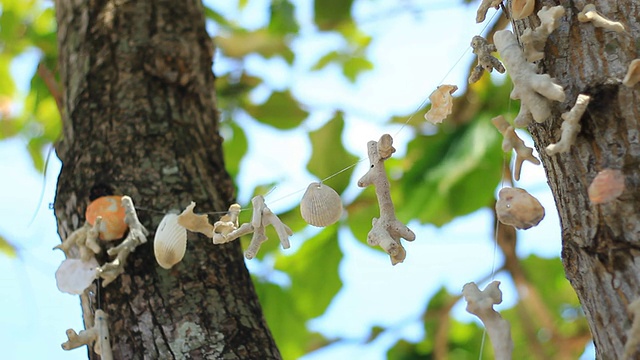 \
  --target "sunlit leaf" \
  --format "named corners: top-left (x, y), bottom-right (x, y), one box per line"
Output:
top-left (221, 120), bottom-right (248, 179)
top-left (214, 29), bottom-right (291, 61)
top-left (0, 235), bottom-right (17, 258)
top-left (245, 90), bottom-right (308, 130)
top-left (269, 0), bottom-right (299, 35)
top-left (307, 112), bottom-right (357, 193)
top-left (275, 226), bottom-right (343, 318)
top-left (343, 56), bottom-right (373, 83)
top-left (311, 51), bottom-right (340, 71)
top-left (313, 0), bottom-right (354, 31)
